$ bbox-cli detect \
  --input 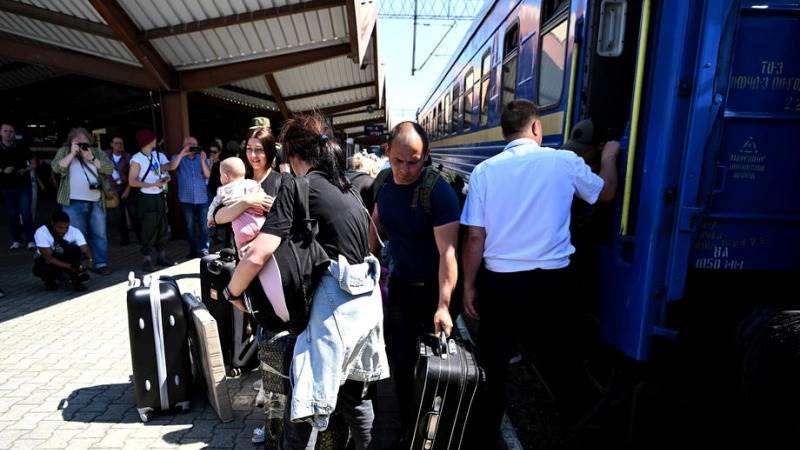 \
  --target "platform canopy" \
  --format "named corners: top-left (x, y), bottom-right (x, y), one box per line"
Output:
top-left (0, 0), bottom-right (386, 129)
